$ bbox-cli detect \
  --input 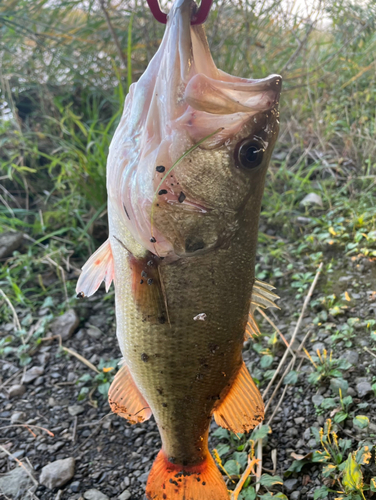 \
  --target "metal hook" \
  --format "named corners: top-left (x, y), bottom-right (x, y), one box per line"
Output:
top-left (145, 0), bottom-right (214, 25)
